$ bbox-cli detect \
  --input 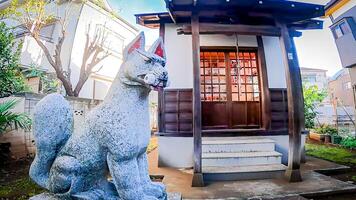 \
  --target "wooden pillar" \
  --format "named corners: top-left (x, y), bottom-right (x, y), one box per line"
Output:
top-left (278, 22), bottom-right (304, 182)
top-left (191, 10), bottom-right (204, 187)
top-left (257, 36), bottom-right (271, 130)
top-left (158, 23), bottom-right (165, 133)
